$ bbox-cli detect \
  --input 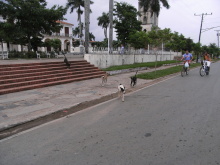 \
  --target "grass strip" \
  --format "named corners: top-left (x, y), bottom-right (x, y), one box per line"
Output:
top-left (137, 63), bottom-right (201, 80)
top-left (102, 60), bottom-right (178, 71)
